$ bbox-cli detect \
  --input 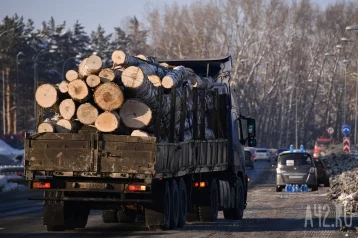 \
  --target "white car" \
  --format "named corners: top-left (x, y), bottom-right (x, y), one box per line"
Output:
top-left (254, 148), bottom-right (271, 162)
